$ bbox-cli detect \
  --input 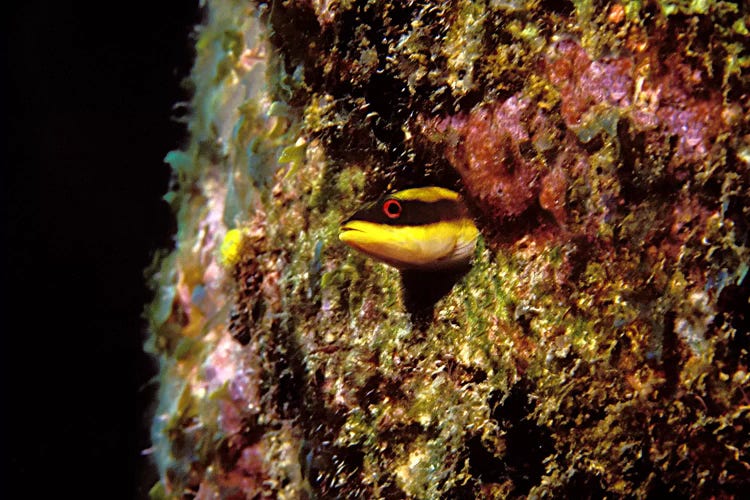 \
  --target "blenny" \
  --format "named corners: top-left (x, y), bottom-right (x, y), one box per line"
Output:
top-left (339, 187), bottom-right (479, 270)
